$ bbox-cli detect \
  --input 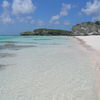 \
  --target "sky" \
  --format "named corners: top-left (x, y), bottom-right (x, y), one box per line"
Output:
top-left (0, 0), bottom-right (100, 35)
